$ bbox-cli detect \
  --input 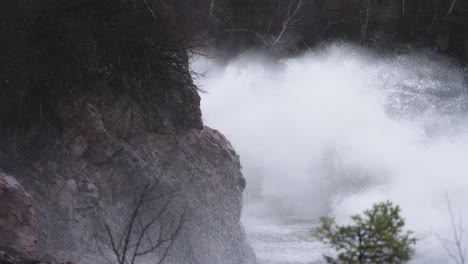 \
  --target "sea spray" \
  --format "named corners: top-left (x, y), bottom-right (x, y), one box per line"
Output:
top-left (194, 44), bottom-right (468, 263)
